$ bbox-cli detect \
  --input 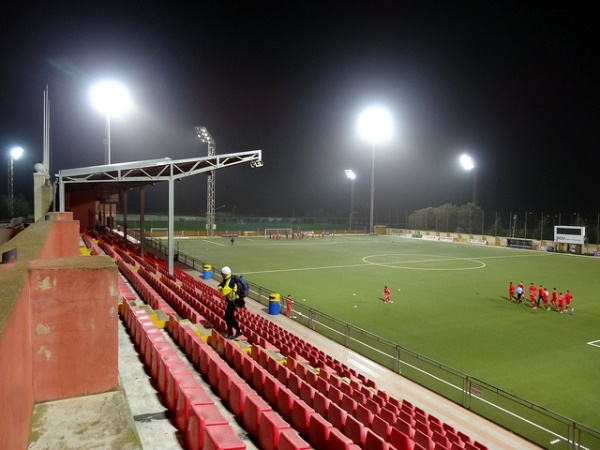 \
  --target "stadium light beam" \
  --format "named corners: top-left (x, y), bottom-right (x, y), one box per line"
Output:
top-left (9, 146), bottom-right (24, 219)
top-left (357, 106), bottom-right (393, 234)
top-left (345, 169), bottom-right (356, 230)
top-left (459, 153), bottom-right (477, 205)
top-left (90, 81), bottom-right (132, 165)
